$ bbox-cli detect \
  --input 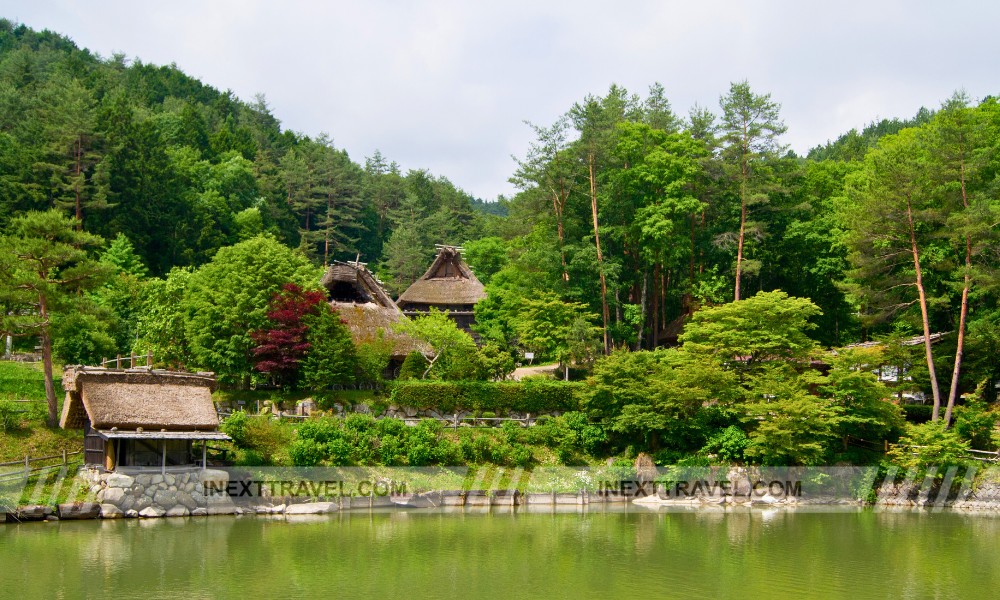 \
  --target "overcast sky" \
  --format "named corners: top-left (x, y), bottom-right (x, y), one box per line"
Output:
top-left (3, 1), bottom-right (998, 200)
